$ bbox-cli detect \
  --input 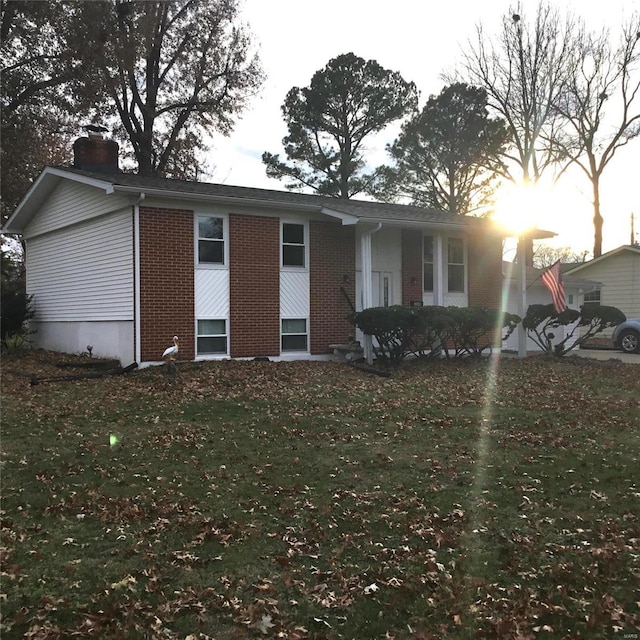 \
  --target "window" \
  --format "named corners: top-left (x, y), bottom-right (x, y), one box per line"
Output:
top-left (583, 290), bottom-right (601, 307)
top-left (198, 215), bottom-right (224, 264)
top-left (423, 235), bottom-right (434, 292)
top-left (447, 237), bottom-right (465, 293)
top-left (282, 318), bottom-right (308, 351)
top-left (282, 223), bottom-right (305, 267)
top-left (197, 319), bottom-right (227, 354)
